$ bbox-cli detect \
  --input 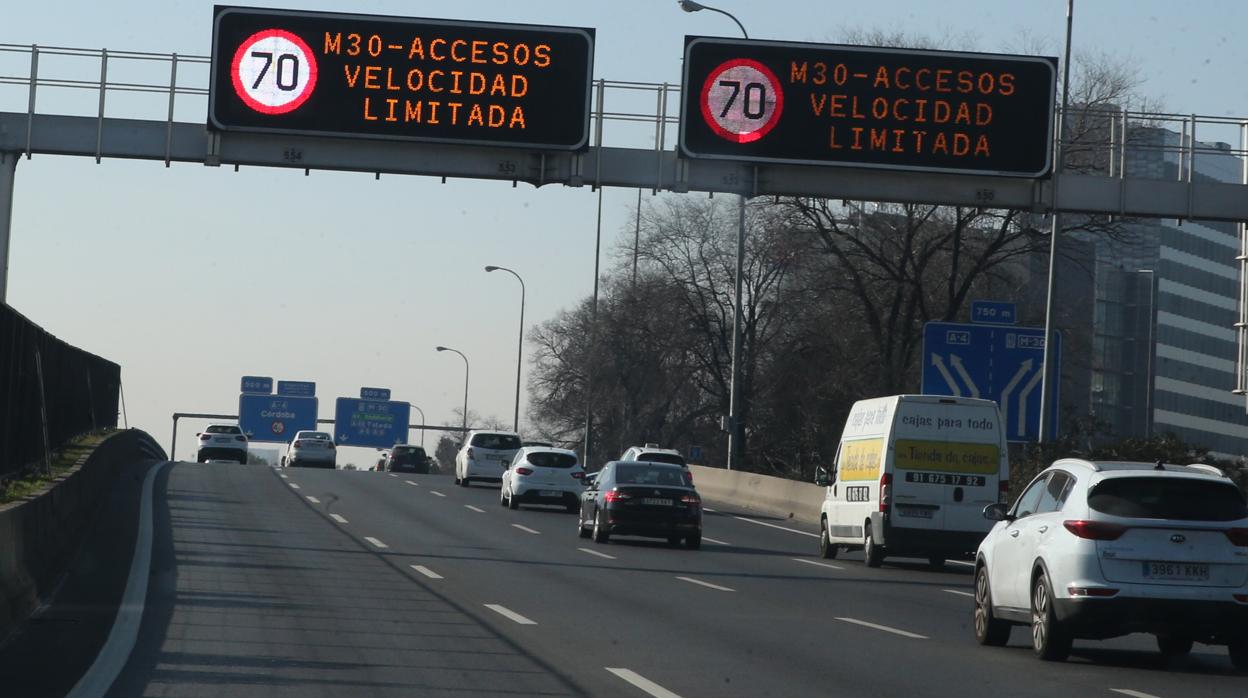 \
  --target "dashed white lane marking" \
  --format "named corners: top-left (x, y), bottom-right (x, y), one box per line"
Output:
top-left (405, 480), bottom-right (419, 486)
top-left (288, 483), bottom-right (301, 490)
top-left (305, 496), bottom-right (320, 504)
top-left (1111, 690), bottom-right (1163, 698)
top-left (835, 617), bottom-right (928, 639)
top-left (943, 589), bottom-right (974, 598)
top-left (430, 491), bottom-right (446, 497)
top-left (278, 473), bottom-right (288, 479)
top-left (676, 576), bottom-right (735, 592)
top-left (730, 515), bottom-right (819, 538)
top-left (465, 505), bottom-right (485, 513)
top-left (948, 560), bottom-right (975, 567)
top-left (364, 536), bottom-right (388, 549)
top-left (605, 668), bottom-right (682, 698)
top-left (702, 507), bottom-right (717, 512)
top-left (792, 557), bottom-right (844, 570)
top-left (388, 473), bottom-right (398, 477)
top-left (511, 523), bottom-right (541, 535)
top-left (701, 536), bottom-right (730, 545)
top-left (578, 547), bottom-right (616, 560)
top-left (410, 564), bottom-right (443, 580)
top-left (329, 514), bottom-right (348, 524)
top-left (484, 604), bottom-right (537, 625)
